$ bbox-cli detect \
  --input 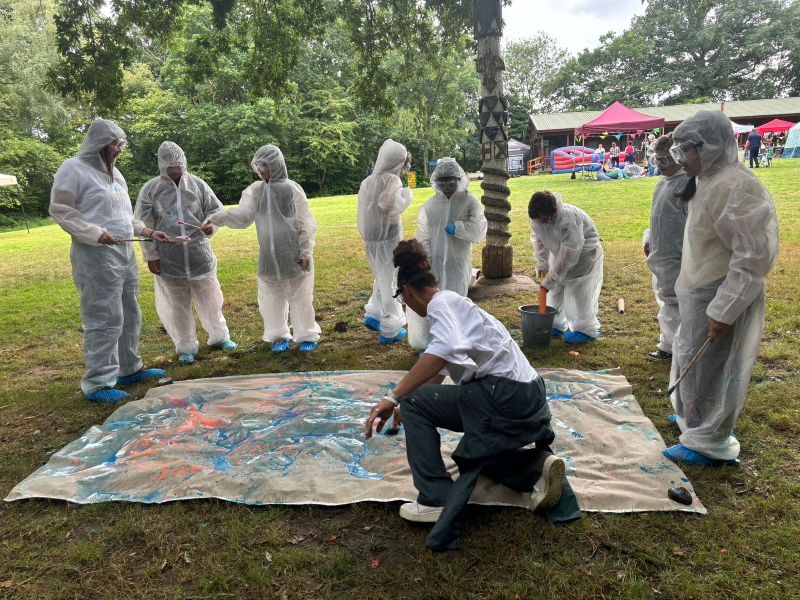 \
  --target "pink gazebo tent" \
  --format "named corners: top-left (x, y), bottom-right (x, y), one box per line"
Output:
top-left (756, 118), bottom-right (796, 135)
top-left (575, 101), bottom-right (665, 137)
